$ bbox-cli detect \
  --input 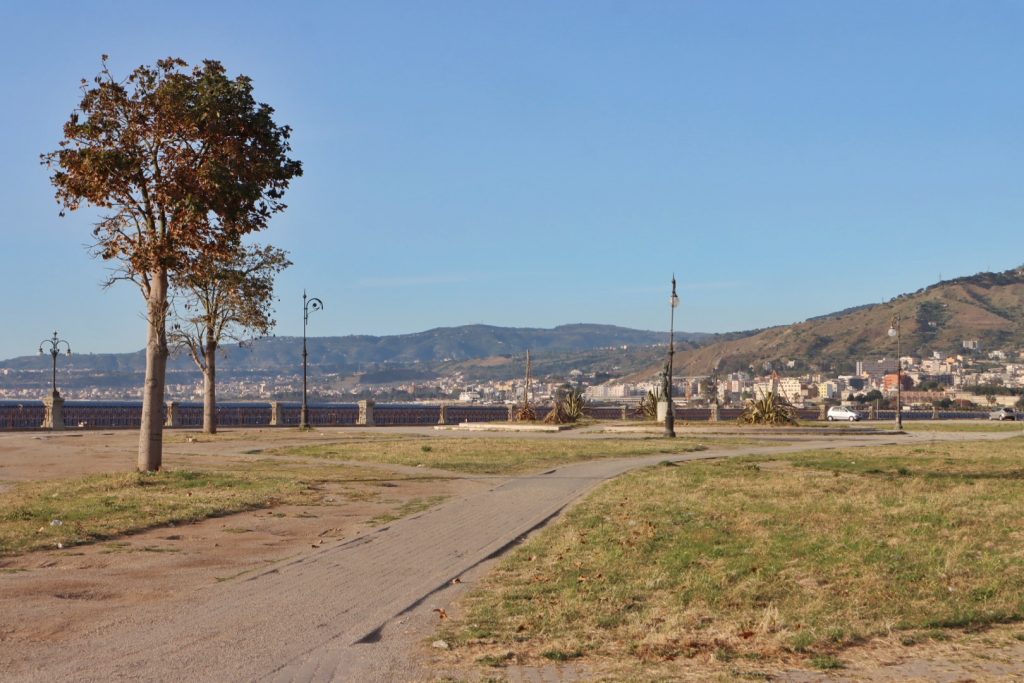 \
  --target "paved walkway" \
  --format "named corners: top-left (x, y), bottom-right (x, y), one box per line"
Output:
top-left (8, 431), bottom-right (1010, 682)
